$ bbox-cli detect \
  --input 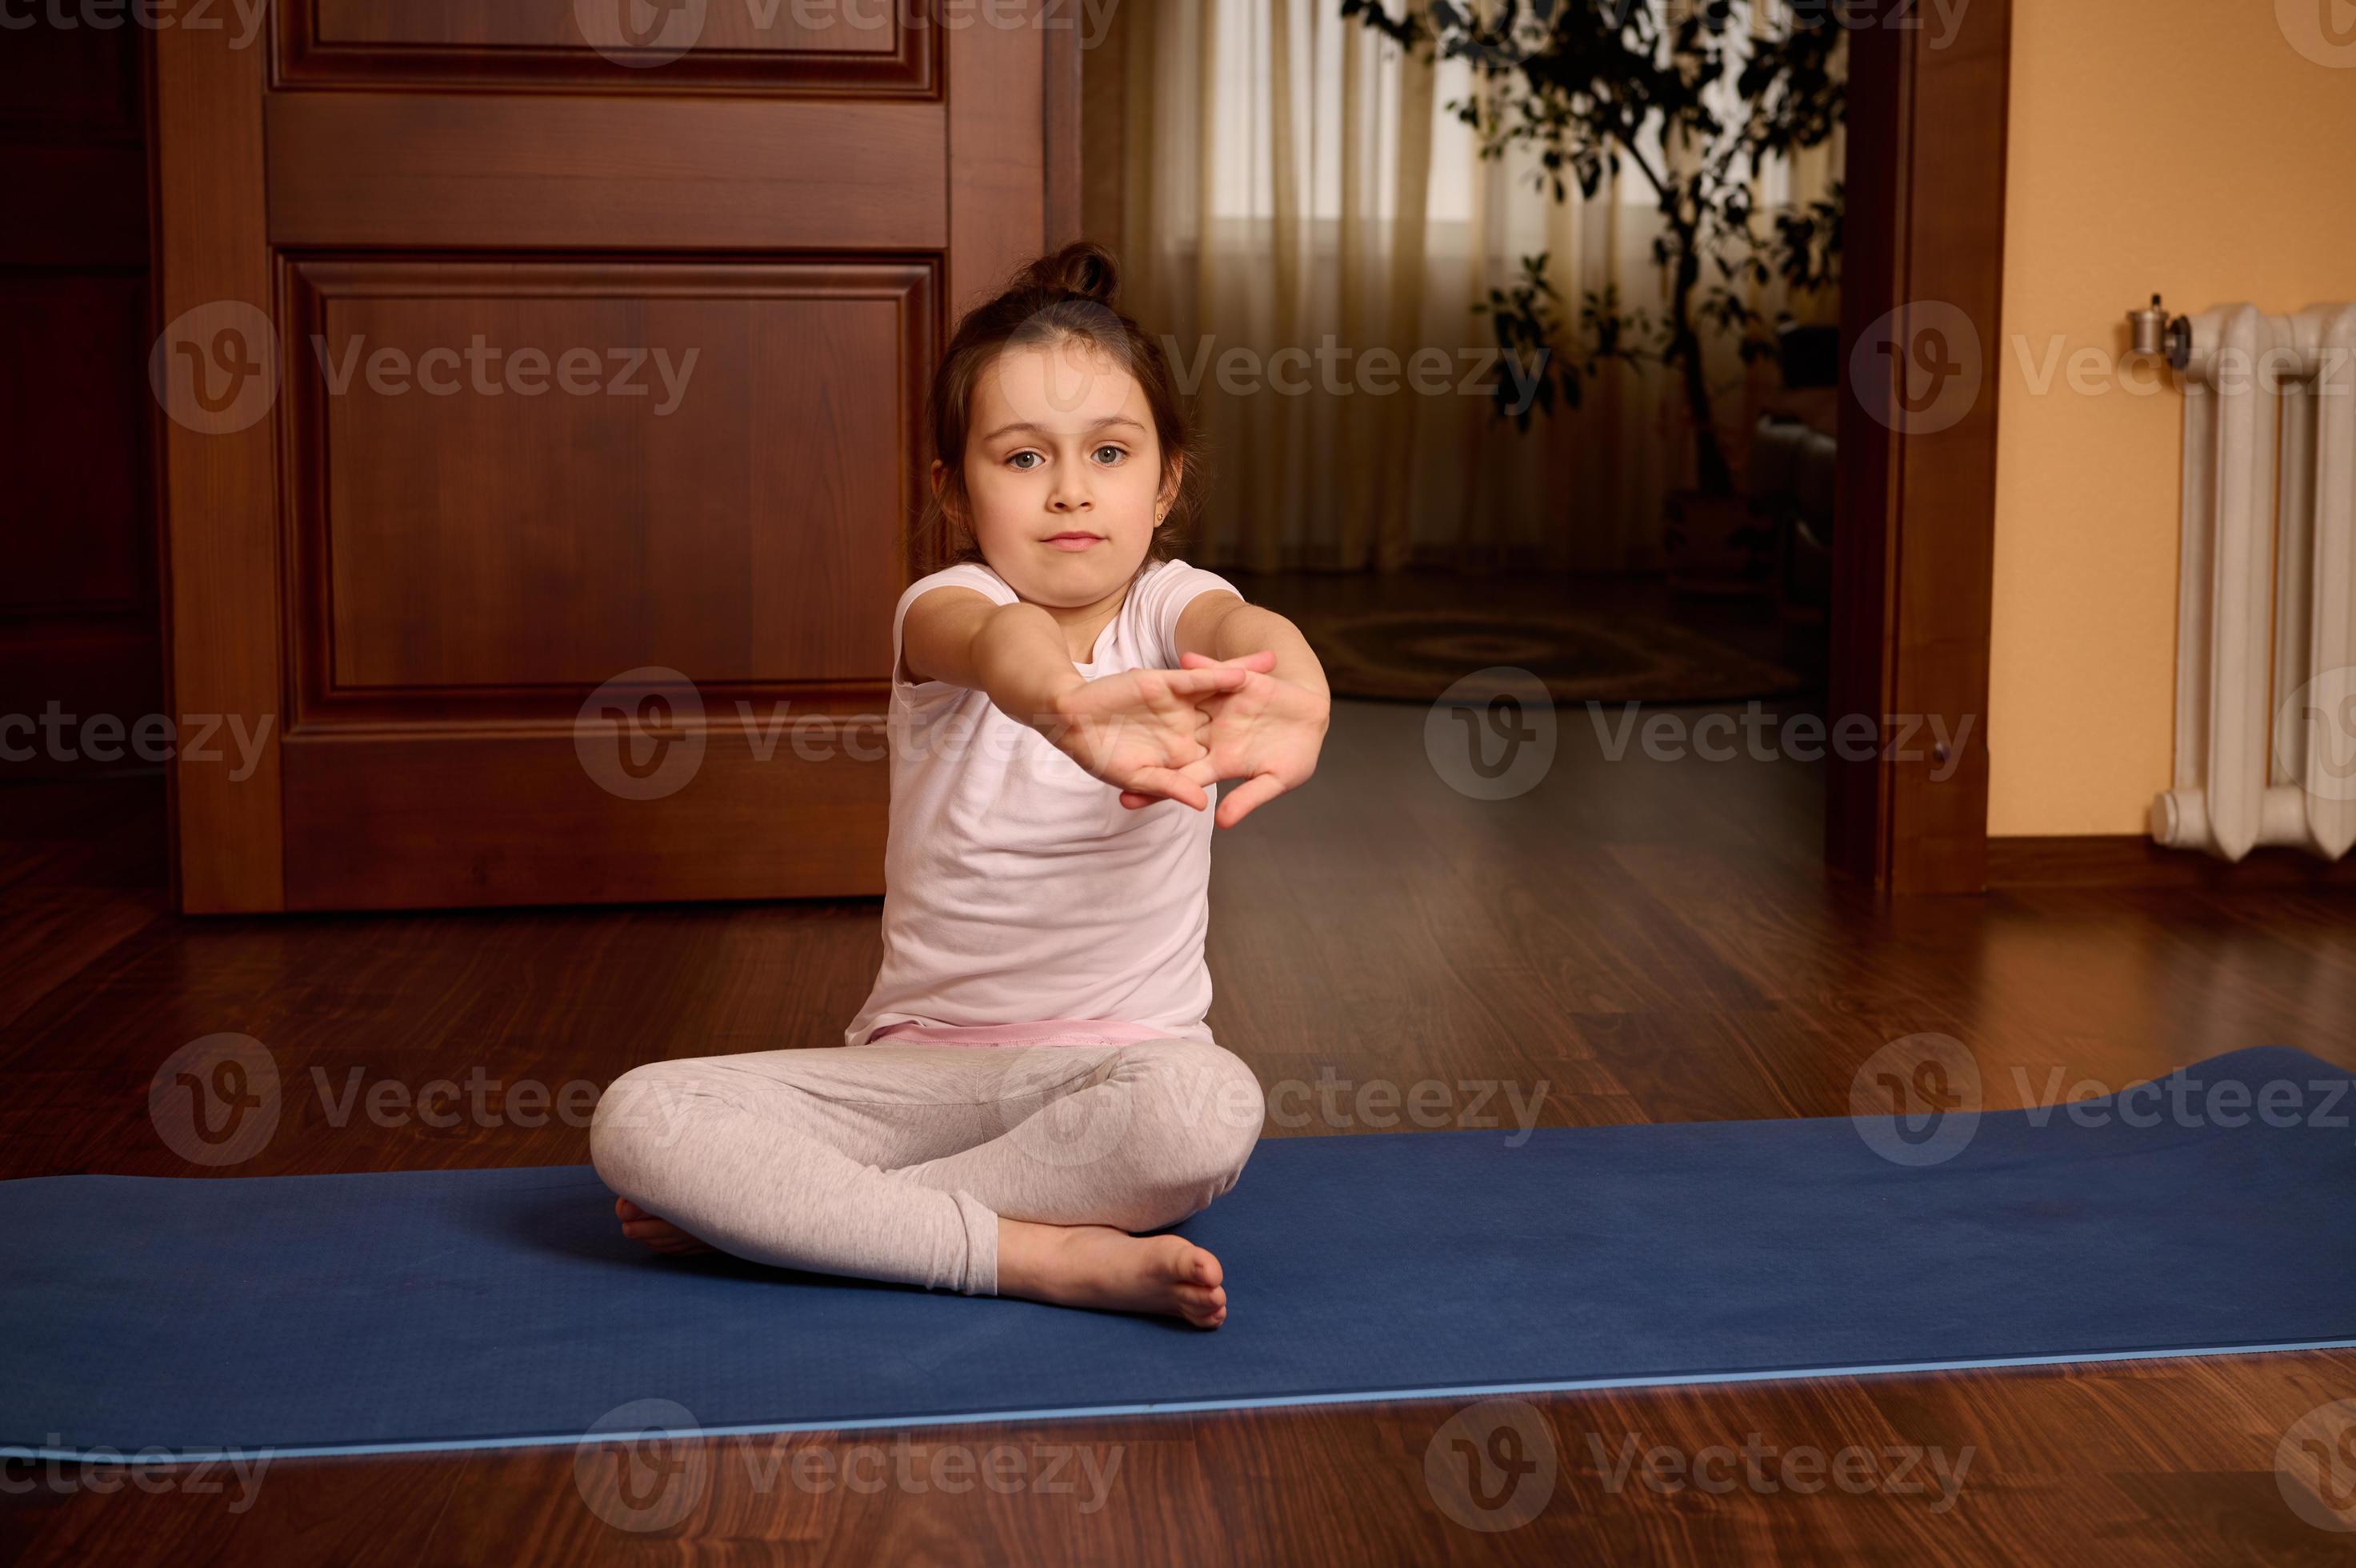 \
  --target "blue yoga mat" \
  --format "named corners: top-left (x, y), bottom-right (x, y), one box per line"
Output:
top-left (6, 1045), bottom-right (2355, 1462)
